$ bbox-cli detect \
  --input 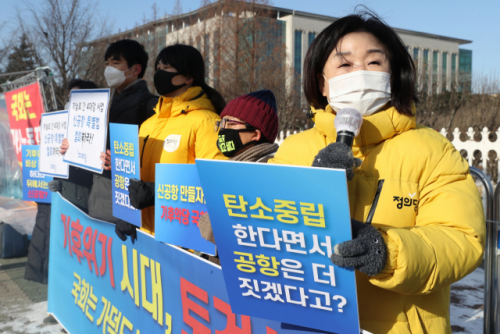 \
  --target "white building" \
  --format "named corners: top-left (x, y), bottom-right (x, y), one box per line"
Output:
top-left (277, 8), bottom-right (472, 95)
top-left (83, 1), bottom-right (473, 97)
